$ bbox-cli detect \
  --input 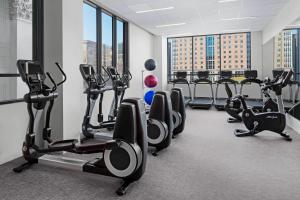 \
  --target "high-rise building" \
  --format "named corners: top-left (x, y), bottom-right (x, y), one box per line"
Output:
top-left (82, 40), bottom-right (97, 67)
top-left (168, 33), bottom-right (251, 74)
top-left (220, 33), bottom-right (250, 70)
top-left (274, 30), bottom-right (298, 68)
top-left (102, 44), bottom-right (112, 67)
top-left (170, 37), bottom-right (193, 72)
